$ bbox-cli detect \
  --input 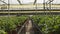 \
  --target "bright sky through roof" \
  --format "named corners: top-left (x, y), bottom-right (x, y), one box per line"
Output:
top-left (0, 0), bottom-right (60, 4)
